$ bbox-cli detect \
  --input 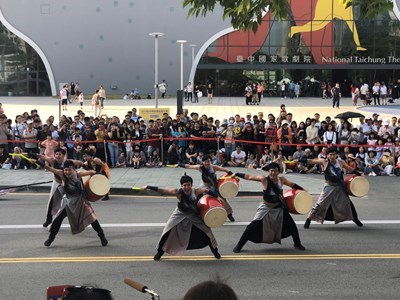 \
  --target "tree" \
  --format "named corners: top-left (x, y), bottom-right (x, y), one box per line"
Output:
top-left (183, 0), bottom-right (393, 32)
